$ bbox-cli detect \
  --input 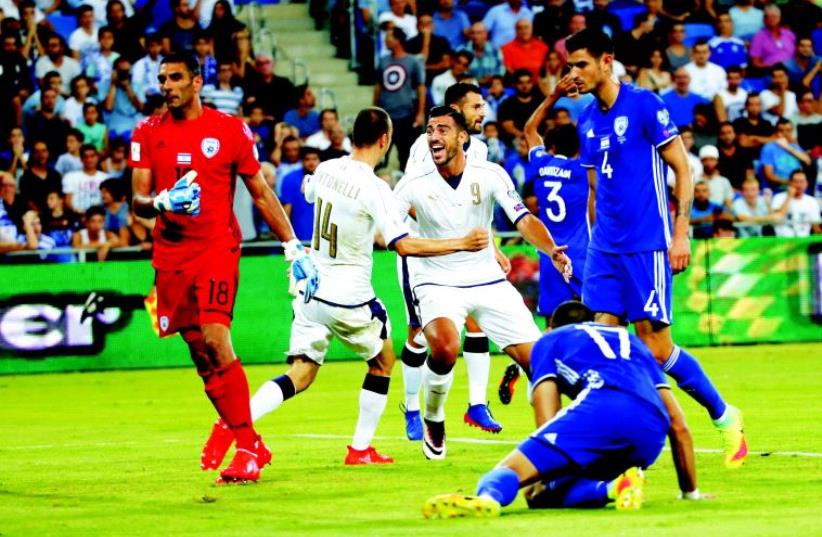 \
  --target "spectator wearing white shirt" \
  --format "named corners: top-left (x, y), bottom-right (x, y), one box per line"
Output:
top-left (131, 34), bottom-right (164, 100)
top-left (698, 145), bottom-right (734, 211)
top-left (430, 50), bottom-right (473, 107)
top-left (378, 0), bottom-right (417, 56)
top-left (760, 64), bottom-right (797, 123)
top-left (771, 171), bottom-right (821, 237)
top-left (35, 34), bottom-right (81, 96)
top-left (62, 75), bottom-right (97, 127)
top-left (305, 109), bottom-right (352, 152)
top-left (0, 0), bottom-right (44, 22)
top-left (201, 62), bottom-right (243, 116)
top-left (61, 144), bottom-right (108, 213)
top-left (83, 26), bottom-right (119, 99)
top-left (733, 177), bottom-right (780, 237)
top-left (68, 6), bottom-right (99, 63)
top-left (713, 66), bottom-right (748, 123)
top-left (482, 0), bottom-right (533, 49)
top-left (683, 40), bottom-right (727, 100)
